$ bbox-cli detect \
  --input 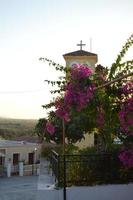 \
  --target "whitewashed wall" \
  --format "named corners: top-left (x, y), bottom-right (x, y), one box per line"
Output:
top-left (37, 184), bottom-right (133, 200)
